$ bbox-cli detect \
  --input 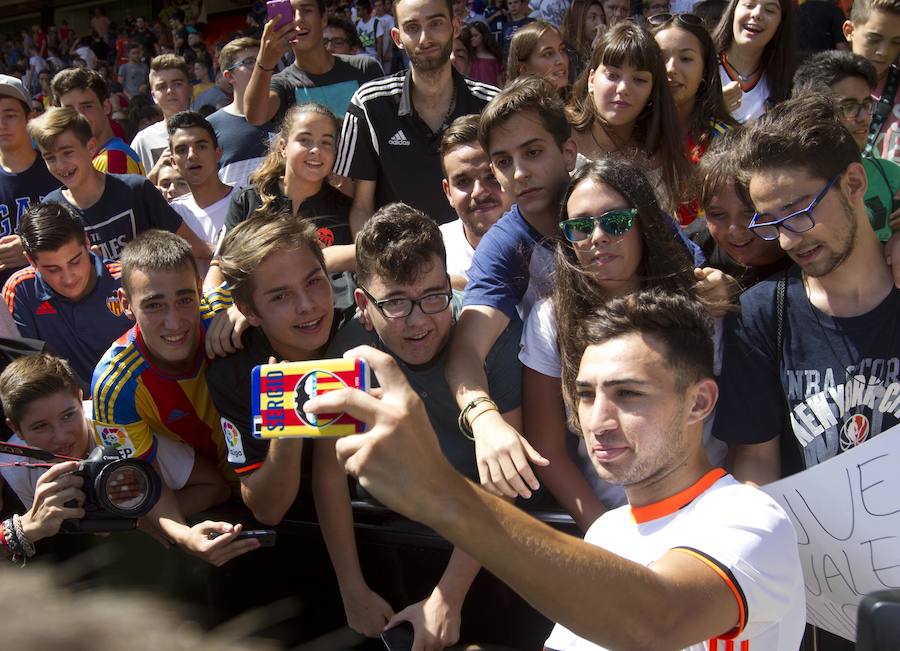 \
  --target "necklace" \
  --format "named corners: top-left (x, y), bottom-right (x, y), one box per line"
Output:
top-left (722, 51), bottom-right (759, 85)
top-left (439, 83), bottom-right (458, 132)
